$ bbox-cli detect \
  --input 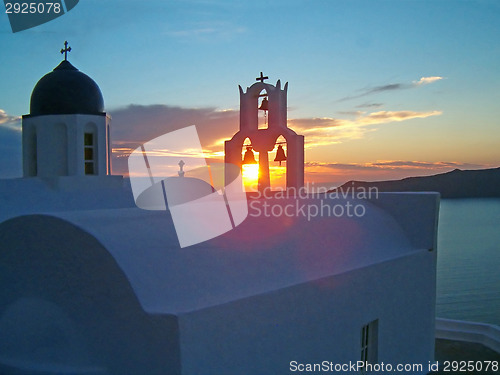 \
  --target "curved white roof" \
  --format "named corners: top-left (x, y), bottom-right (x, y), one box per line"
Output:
top-left (37, 194), bottom-right (438, 314)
